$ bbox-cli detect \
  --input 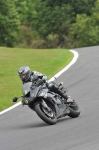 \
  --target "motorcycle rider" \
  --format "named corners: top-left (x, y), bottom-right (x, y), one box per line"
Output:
top-left (18, 66), bottom-right (72, 104)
